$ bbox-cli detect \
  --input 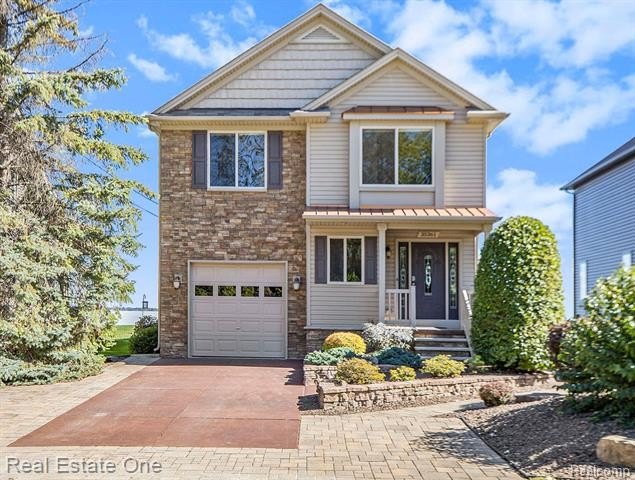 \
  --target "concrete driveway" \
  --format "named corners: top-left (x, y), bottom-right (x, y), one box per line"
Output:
top-left (11, 359), bottom-right (307, 449)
